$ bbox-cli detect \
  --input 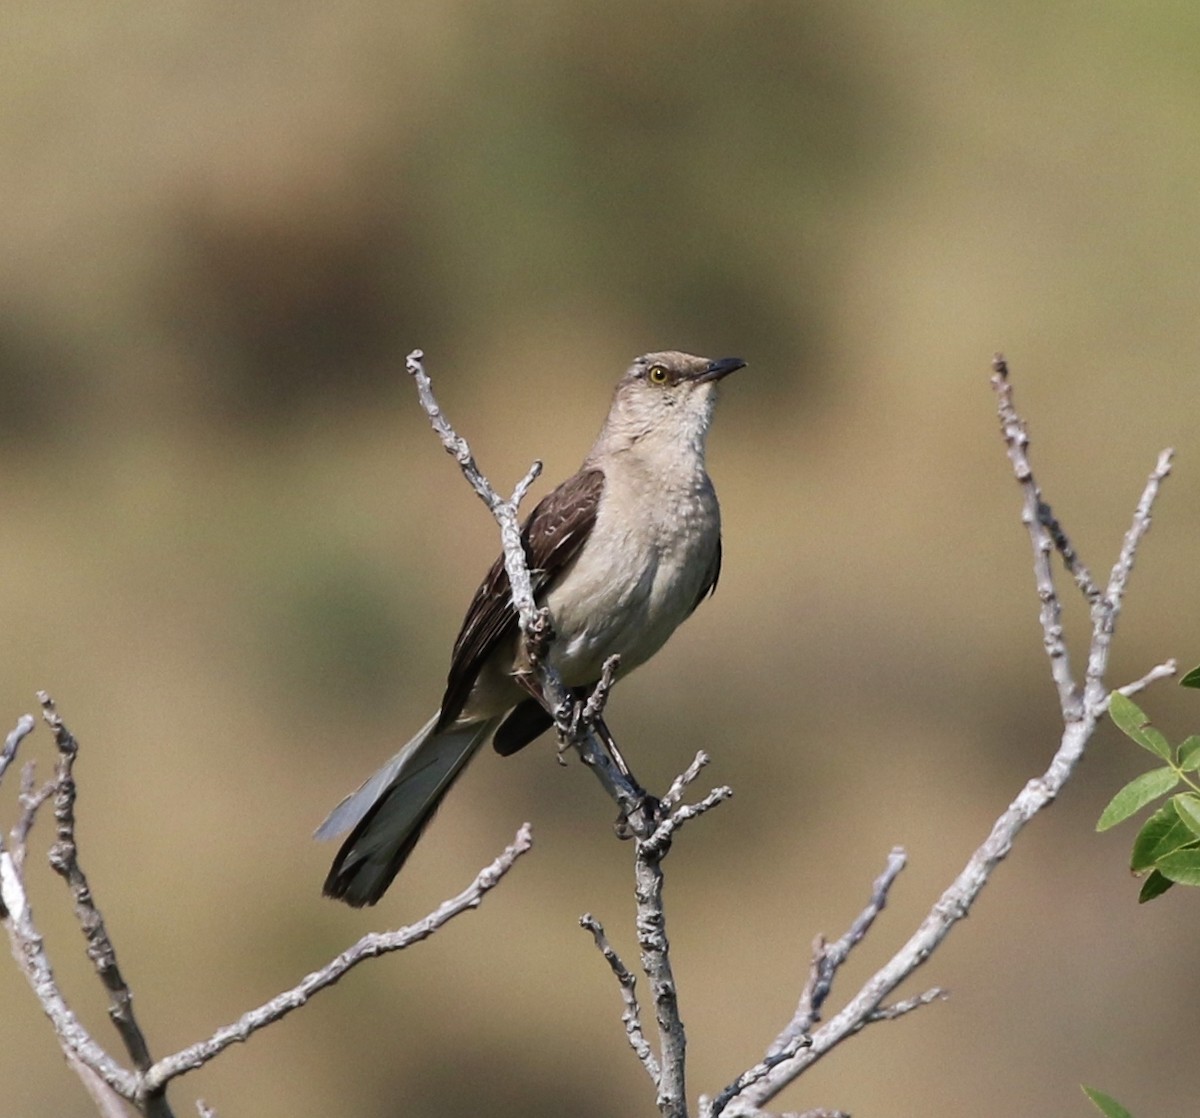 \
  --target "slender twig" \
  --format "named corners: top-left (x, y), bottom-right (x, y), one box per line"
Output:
top-left (1035, 498), bottom-right (1101, 604)
top-left (14, 767), bottom-right (56, 868)
top-left (767, 847), bottom-right (907, 1059)
top-left (139, 823), bottom-right (533, 1095)
top-left (0, 713), bottom-right (34, 785)
top-left (1, 754), bottom-right (138, 1101)
top-left (867, 986), bottom-right (947, 1021)
top-left (578, 654), bottom-right (622, 732)
top-left (580, 913), bottom-right (660, 1082)
top-left (717, 355), bottom-right (1174, 1116)
top-left (1082, 447), bottom-right (1174, 716)
top-left (1, 715), bottom-right (38, 909)
top-left (725, 1108), bottom-right (848, 1118)
top-left (1115, 660), bottom-right (1177, 698)
top-left (707, 1033), bottom-right (811, 1117)
top-left (642, 786), bottom-right (734, 860)
top-left (991, 354), bottom-right (1080, 716)
top-left (660, 751), bottom-right (711, 814)
top-left (39, 694), bottom-right (158, 1089)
